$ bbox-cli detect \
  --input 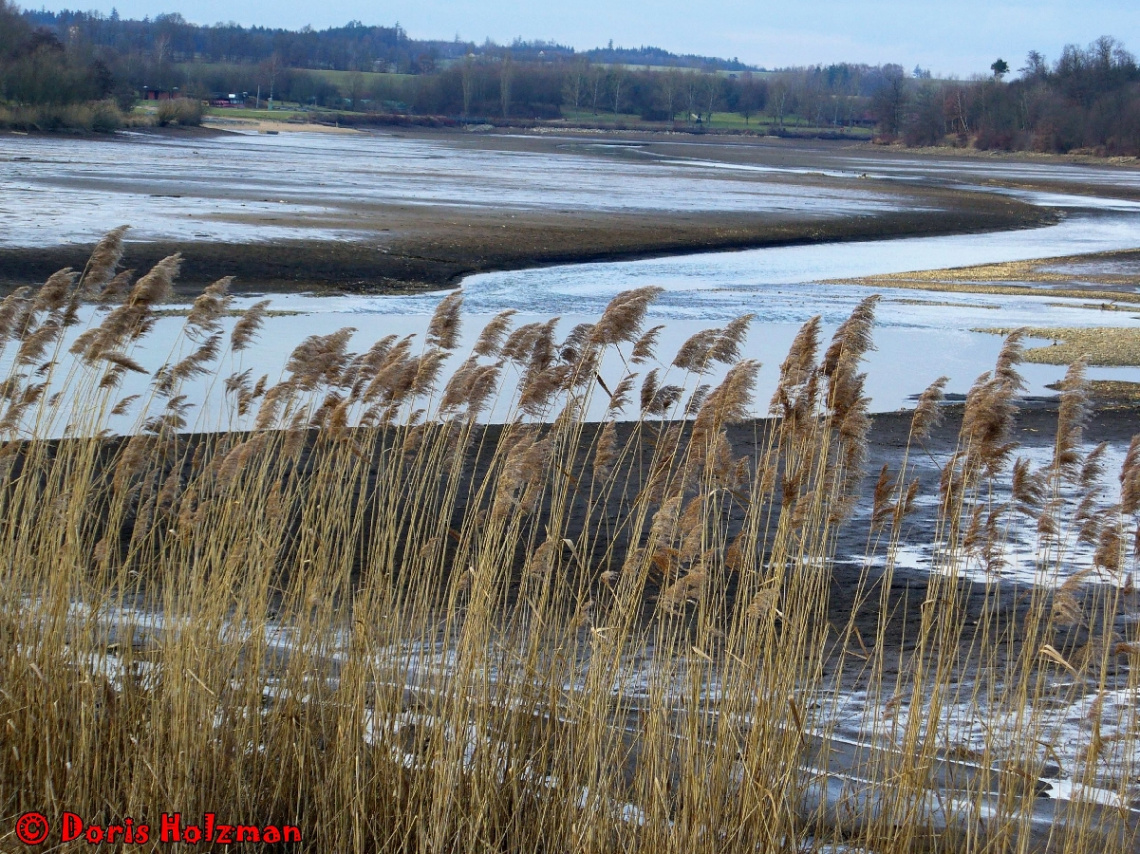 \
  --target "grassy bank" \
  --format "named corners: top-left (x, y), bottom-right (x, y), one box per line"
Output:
top-left (0, 100), bottom-right (130, 133)
top-left (1, 231), bottom-right (1139, 852)
top-left (0, 97), bottom-right (203, 133)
